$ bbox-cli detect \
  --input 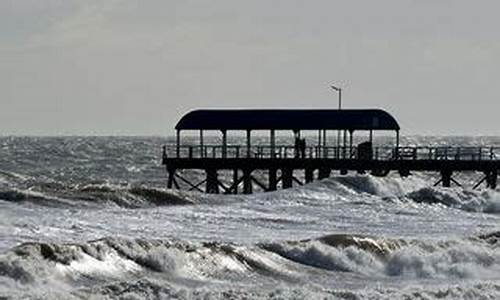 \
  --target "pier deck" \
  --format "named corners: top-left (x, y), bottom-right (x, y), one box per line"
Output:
top-left (162, 145), bottom-right (500, 194)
